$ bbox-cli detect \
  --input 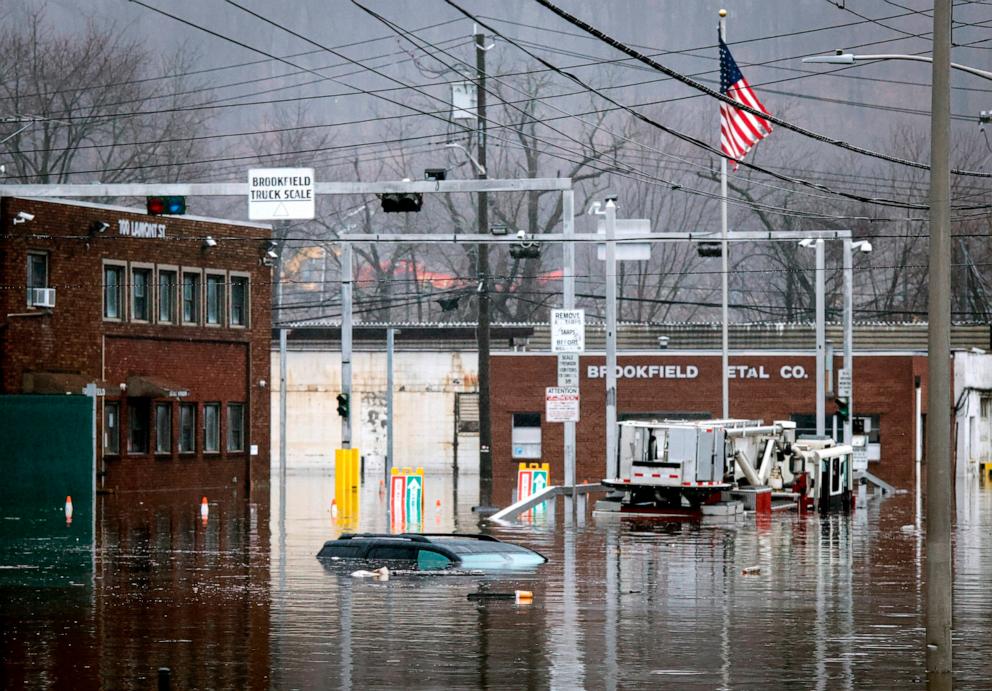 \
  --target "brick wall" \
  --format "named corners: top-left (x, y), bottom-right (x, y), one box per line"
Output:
top-left (491, 352), bottom-right (926, 502)
top-left (0, 197), bottom-right (272, 497)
